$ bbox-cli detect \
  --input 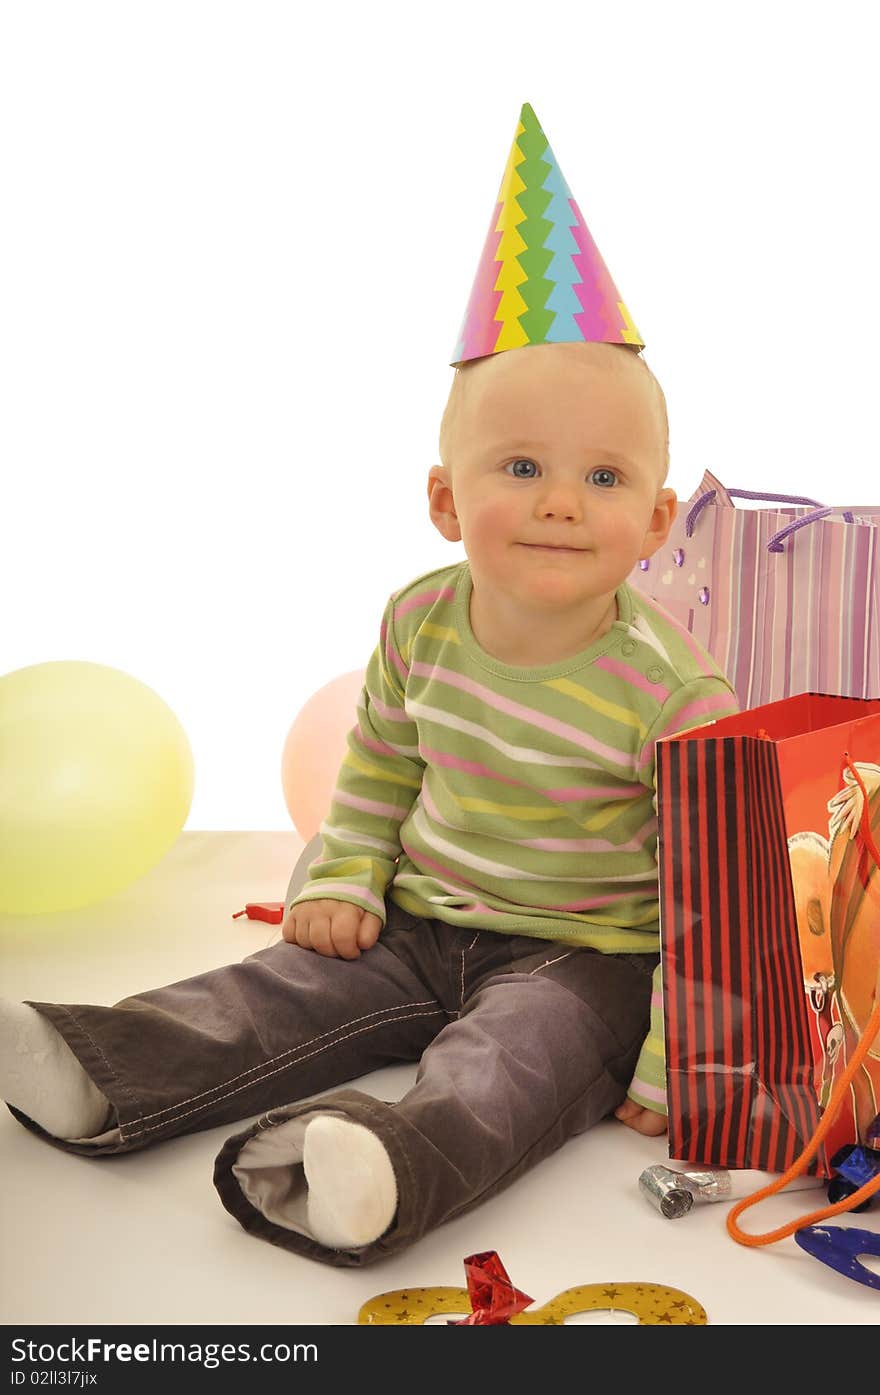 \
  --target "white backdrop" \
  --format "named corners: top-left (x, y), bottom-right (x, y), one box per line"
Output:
top-left (2, 0), bottom-right (877, 829)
